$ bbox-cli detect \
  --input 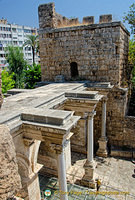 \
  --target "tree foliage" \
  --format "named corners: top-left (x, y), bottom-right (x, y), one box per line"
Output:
top-left (123, 3), bottom-right (135, 34)
top-left (1, 68), bottom-right (15, 94)
top-left (123, 4), bottom-right (135, 115)
top-left (24, 64), bottom-right (41, 89)
top-left (5, 46), bottom-right (26, 88)
top-left (23, 35), bottom-right (38, 64)
top-left (129, 39), bottom-right (135, 65)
